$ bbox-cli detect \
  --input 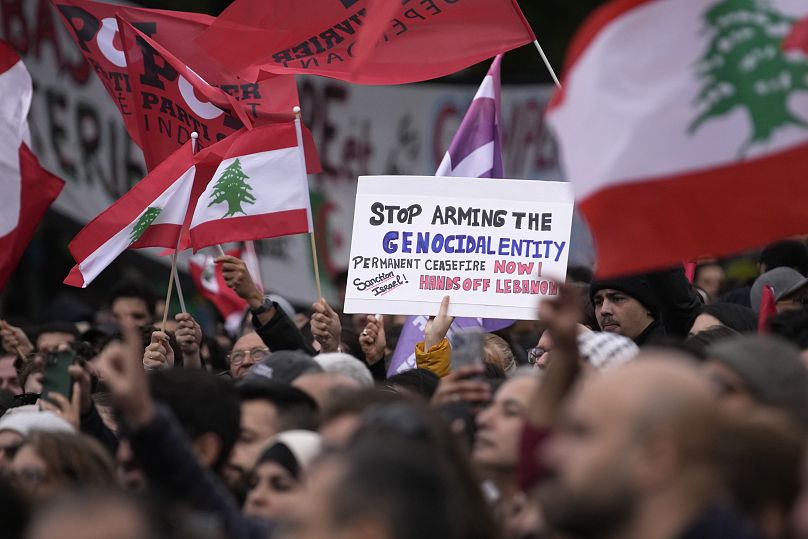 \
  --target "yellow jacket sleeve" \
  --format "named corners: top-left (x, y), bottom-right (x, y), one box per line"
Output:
top-left (415, 337), bottom-right (451, 378)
